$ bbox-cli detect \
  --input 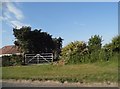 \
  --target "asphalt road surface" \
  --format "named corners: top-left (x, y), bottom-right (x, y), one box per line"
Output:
top-left (1, 80), bottom-right (118, 87)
